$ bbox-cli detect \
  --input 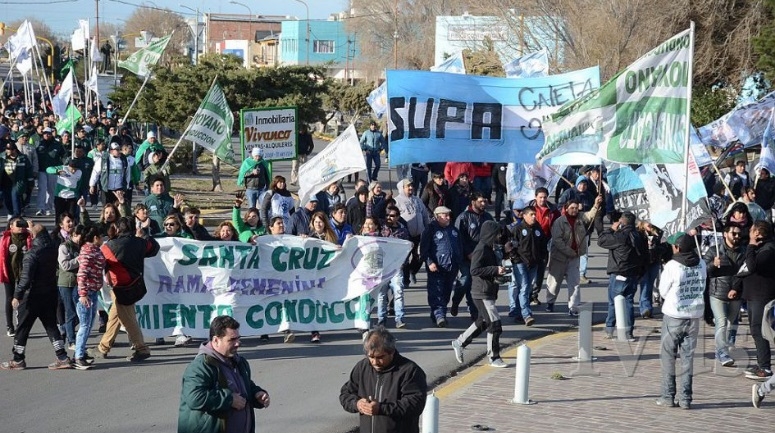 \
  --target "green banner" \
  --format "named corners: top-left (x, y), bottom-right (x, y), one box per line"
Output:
top-left (117, 35), bottom-right (172, 77)
top-left (538, 28), bottom-right (693, 164)
top-left (182, 81), bottom-right (236, 164)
